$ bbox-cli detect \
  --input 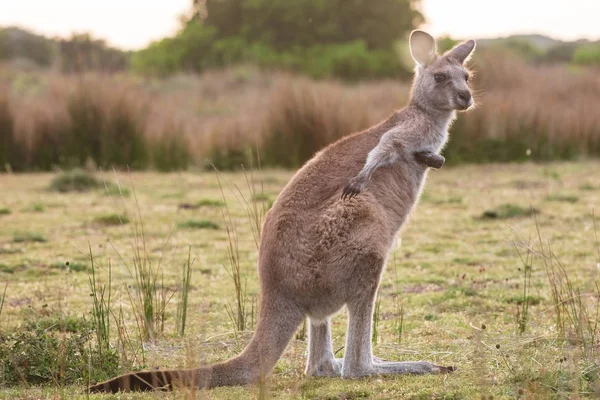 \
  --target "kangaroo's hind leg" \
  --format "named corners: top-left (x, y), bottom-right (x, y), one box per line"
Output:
top-left (342, 253), bottom-right (453, 378)
top-left (305, 318), bottom-right (342, 377)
